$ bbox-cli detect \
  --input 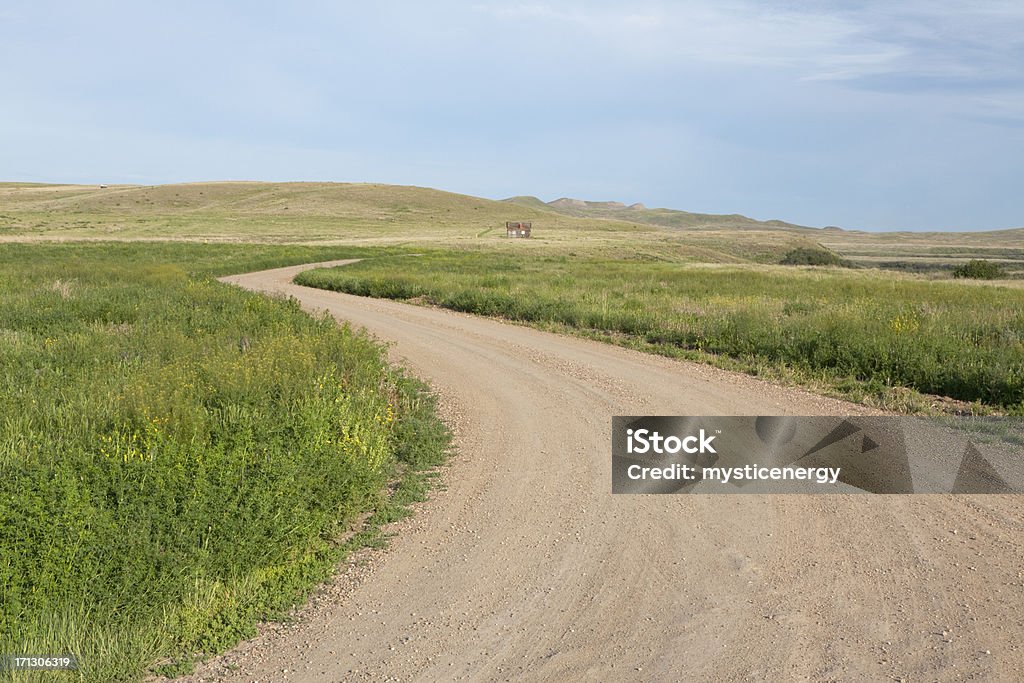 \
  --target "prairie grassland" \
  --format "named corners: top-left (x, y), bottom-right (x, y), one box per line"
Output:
top-left (0, 182), bottom-right (648, 246)
top-left (0, 181), bottom-right (897, 264)
top-left (0, 242), bottom-right (449, 681)
top-left (3, 182), bottom-right (1021, 273)
top-left (3, 182), bottom-right (1022, 679)
top-left (297, 250), bottom-right (1024, 414)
